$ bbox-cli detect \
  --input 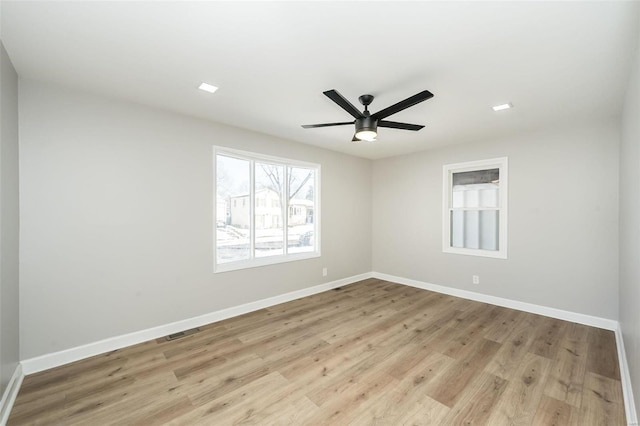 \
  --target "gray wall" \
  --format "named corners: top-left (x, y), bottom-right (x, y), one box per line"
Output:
top-left (372, 120), bottom-right (620, 320)
top-left (18, 80), bottom-right (372, 359)
top-left (0, 41), bottom-right (20, 395)
top-left (619, 10), bottom-right (640, 416)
